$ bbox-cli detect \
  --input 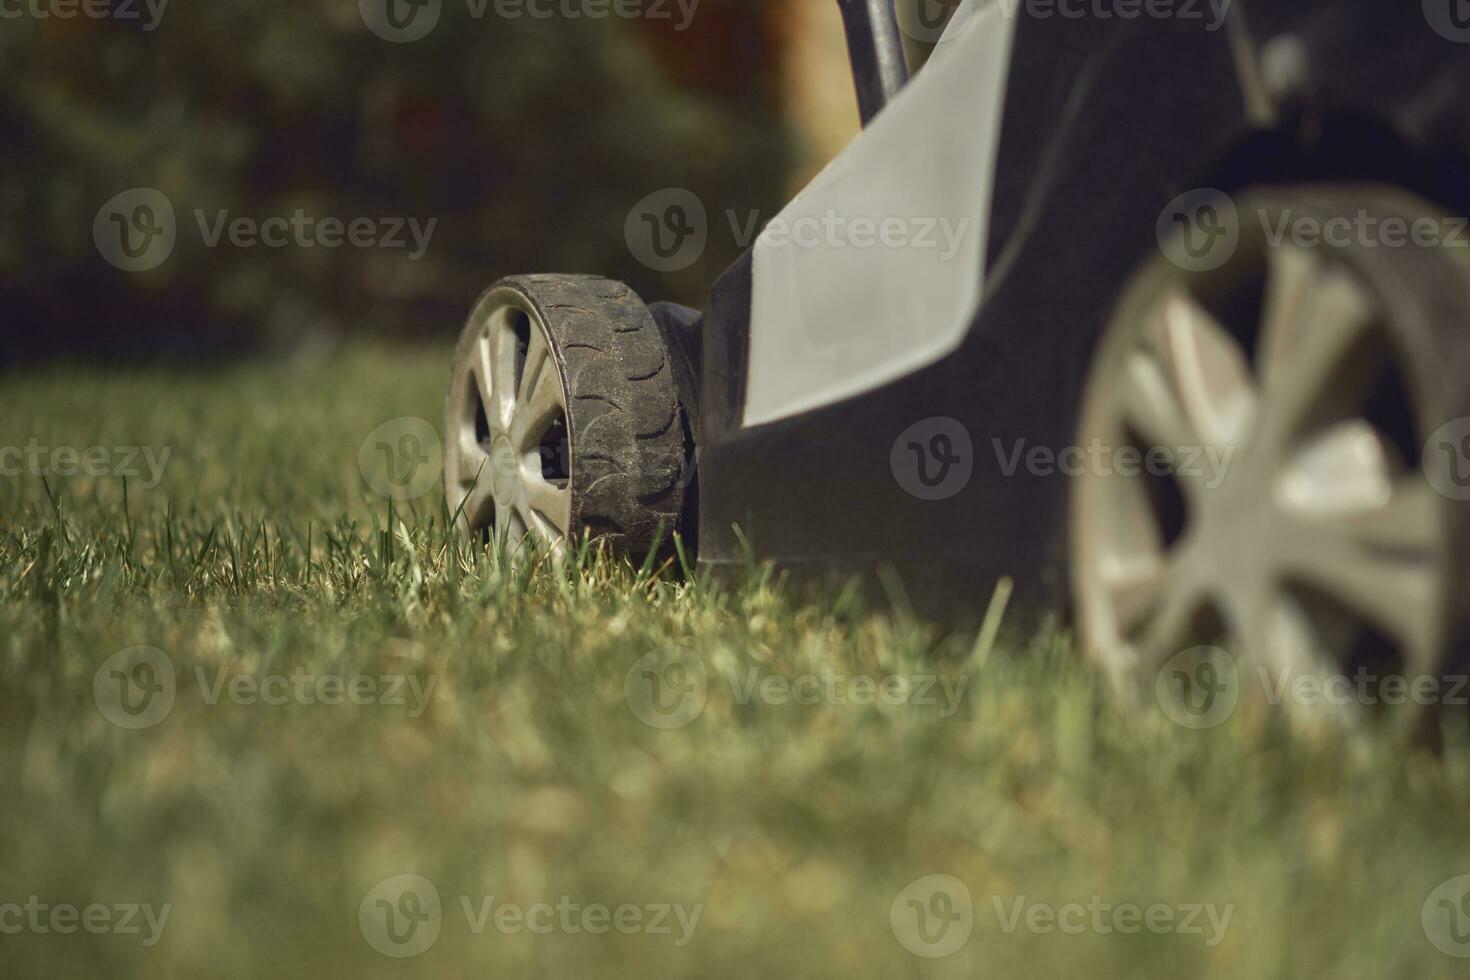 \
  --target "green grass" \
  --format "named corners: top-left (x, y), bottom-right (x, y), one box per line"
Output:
top-left (3, 345), bottom-right (1470, 979)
